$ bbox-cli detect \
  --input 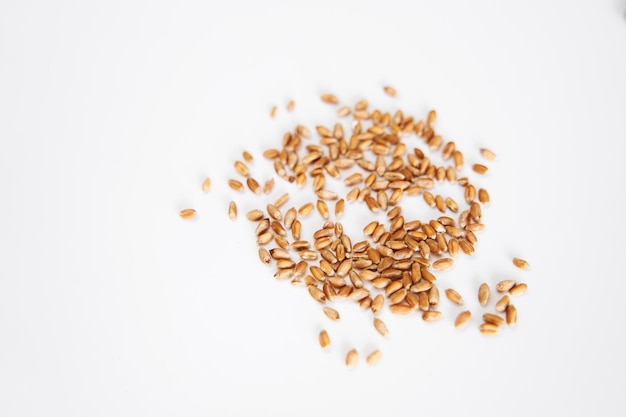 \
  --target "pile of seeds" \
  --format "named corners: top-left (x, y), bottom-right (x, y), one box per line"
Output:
top-left (181, 87), bottom-right (530, 367)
